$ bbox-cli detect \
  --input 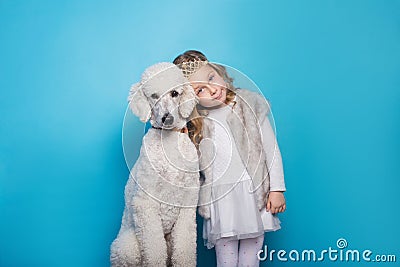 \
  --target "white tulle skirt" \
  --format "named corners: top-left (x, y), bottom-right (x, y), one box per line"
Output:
top-left (202, 178), bottom-right (281, 249)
